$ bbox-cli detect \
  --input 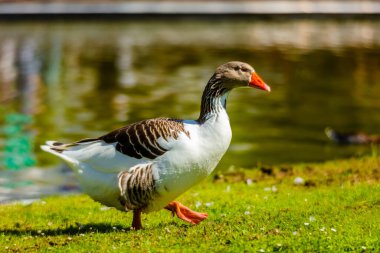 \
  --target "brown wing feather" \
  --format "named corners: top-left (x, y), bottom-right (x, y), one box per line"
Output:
top-left (99, 118), bottom-right (190, 159)
top-left (118, 164), bottom-right (157, 210)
